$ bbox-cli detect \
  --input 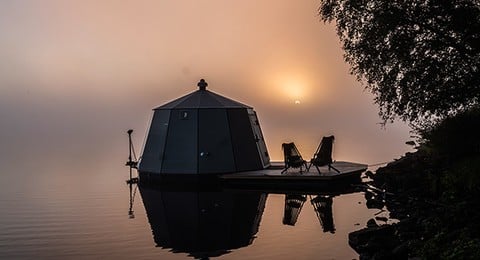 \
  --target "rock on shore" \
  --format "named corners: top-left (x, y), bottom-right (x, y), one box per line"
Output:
top-left (350, 149), bottom-right (480, 259)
